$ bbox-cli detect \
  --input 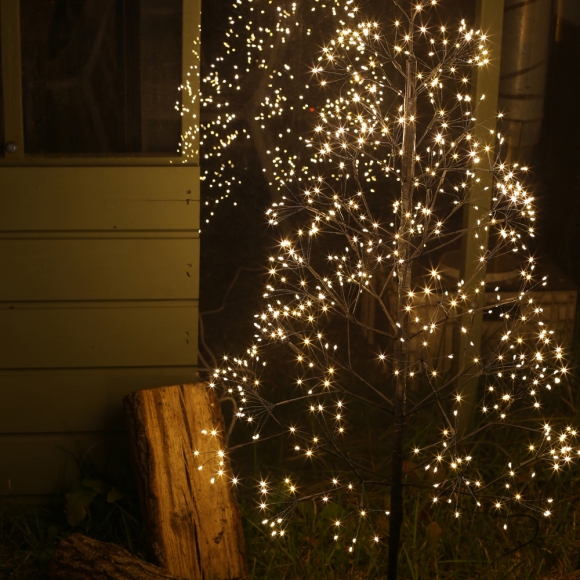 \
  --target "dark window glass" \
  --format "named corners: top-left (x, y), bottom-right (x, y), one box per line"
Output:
top-left (20, 0), bottom-right (182, 155)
